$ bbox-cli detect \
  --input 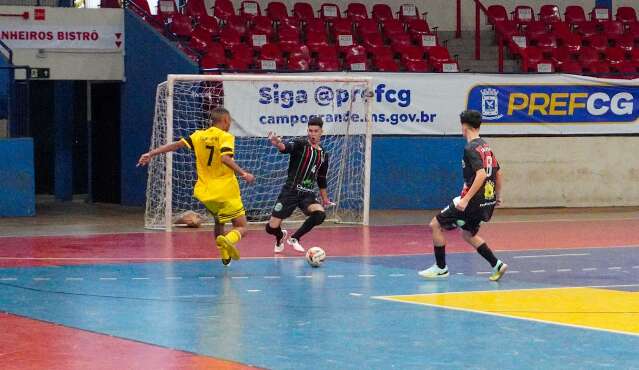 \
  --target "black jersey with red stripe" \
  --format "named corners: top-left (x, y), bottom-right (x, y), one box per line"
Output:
top-left (461, 137), bottom-right (500, 208)
top-left (281, 138), bottom-right (329, 192)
